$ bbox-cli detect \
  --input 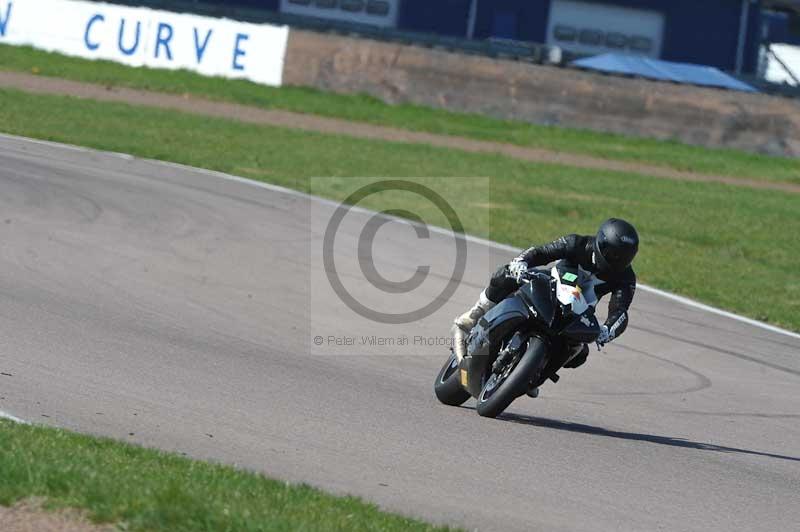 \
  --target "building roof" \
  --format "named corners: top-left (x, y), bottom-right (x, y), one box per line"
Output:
top-left (572, 53), bottom-right (758, 92)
